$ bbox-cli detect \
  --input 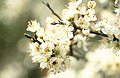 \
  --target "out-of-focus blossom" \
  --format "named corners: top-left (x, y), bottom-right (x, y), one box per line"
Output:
top-left (114, 0), bottom-right (120, 16)
top-left (86, 46), bottom-right (120, 75)
top-left (0, 62), bottom-right (28, 78)
top-left (73, 34), bottom-right (88, 51)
